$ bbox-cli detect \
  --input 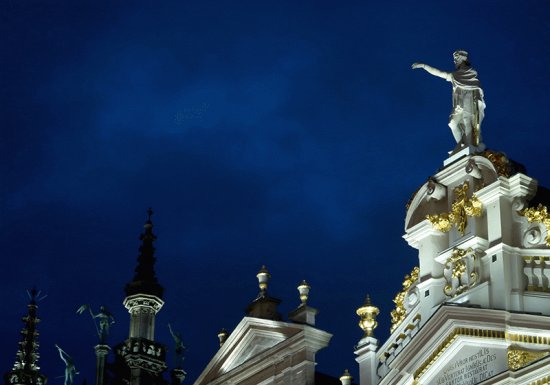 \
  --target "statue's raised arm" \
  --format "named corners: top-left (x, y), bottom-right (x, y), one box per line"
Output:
top-left (412, 62), bottom-right (451, 81)
top-left (412, 50), bottom-right (486, 152)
